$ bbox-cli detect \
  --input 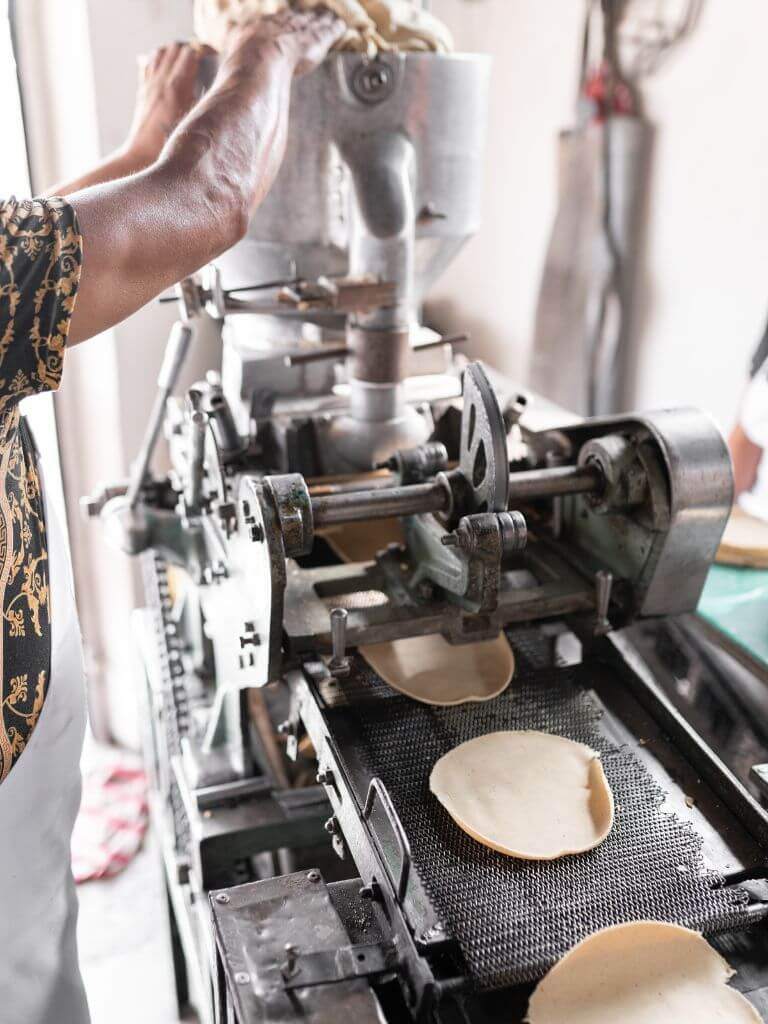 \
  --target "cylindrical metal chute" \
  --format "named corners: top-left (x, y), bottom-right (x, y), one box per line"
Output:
top-left (204, 51), bottom-right (492, 470)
